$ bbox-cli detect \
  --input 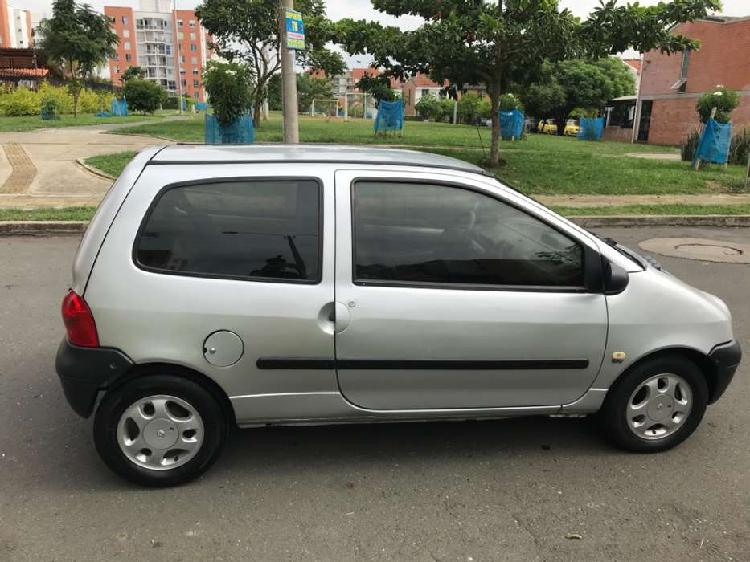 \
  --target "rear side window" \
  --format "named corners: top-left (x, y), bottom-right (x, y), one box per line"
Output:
top-left (352, 181), bottom-right (583, 288)
top-left (135, 179), bottom-right (321, 282)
